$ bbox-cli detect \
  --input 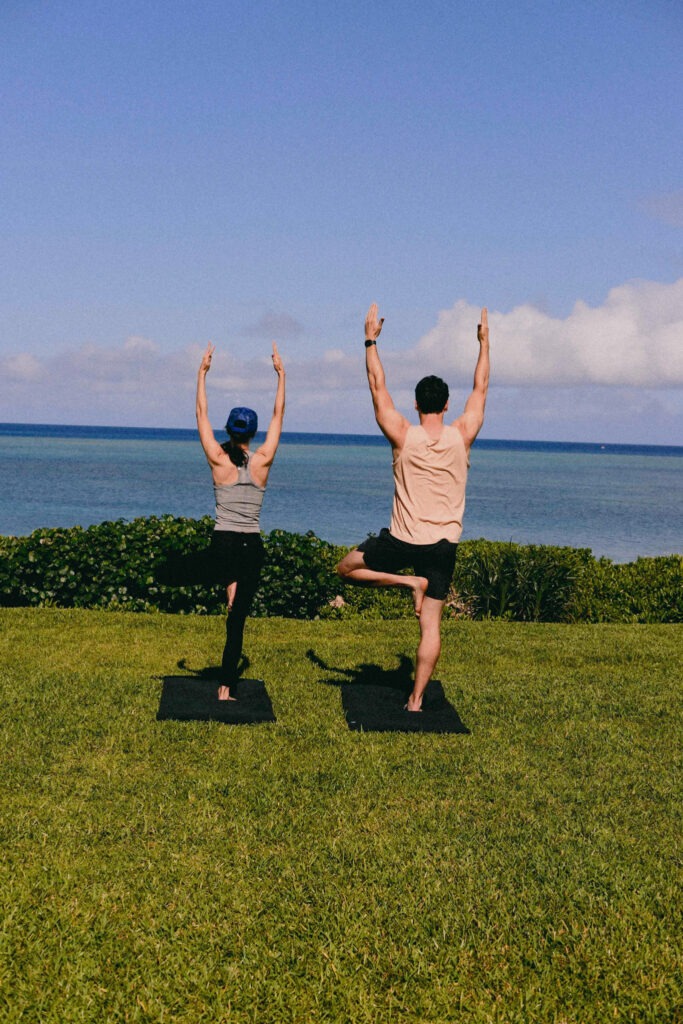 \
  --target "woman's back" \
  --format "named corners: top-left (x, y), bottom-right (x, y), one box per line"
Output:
top-left (214, 462), bottom-right (265, 533)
